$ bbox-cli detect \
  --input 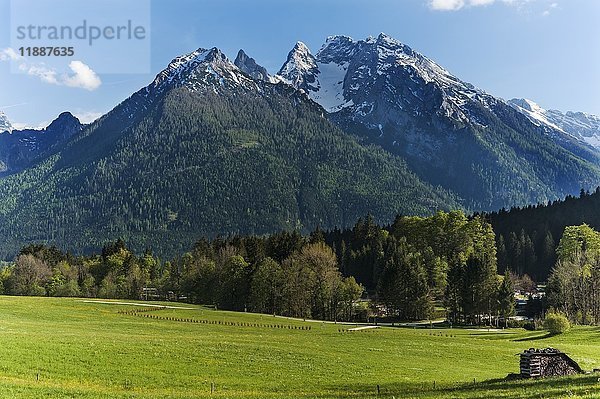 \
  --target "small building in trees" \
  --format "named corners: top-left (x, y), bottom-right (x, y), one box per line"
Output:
top-left (519, 348), bottom-right (583, 378)
top-left (141, 287), bottom-right (159, 300)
